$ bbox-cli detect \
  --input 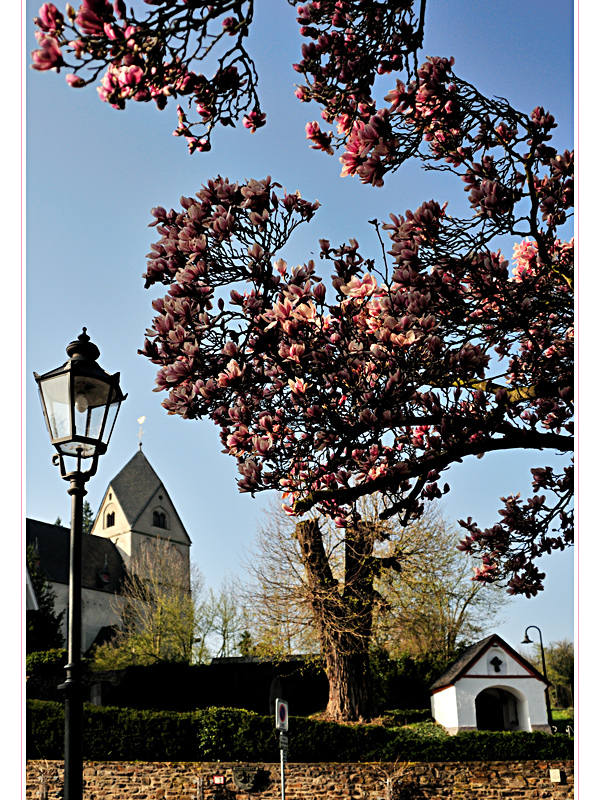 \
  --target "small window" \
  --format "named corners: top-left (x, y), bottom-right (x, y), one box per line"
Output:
top-left (153, 510), bottom-right (167, 529)
top-left (106, 511), bottom-right (115, 528)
